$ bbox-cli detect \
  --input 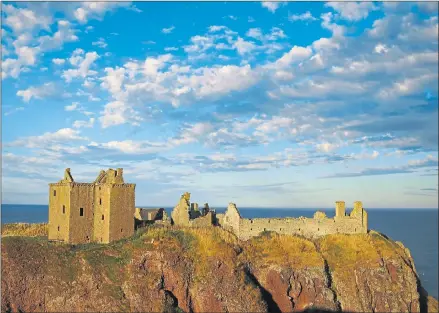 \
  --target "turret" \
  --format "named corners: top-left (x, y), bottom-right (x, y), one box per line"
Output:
top-left (335, 201), bottom-right (346, 218)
